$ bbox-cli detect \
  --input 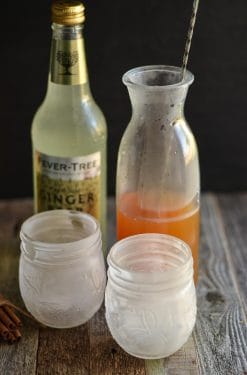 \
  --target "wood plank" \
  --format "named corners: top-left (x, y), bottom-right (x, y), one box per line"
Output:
top-left (89, 199), bottom-right (146, 374)
top-left (217, 193), bottom-right (247, 304)
top-left (145, 360), bottom-right (165, 375)
top-left (36, 325), bottom-right (90, 375)
top-left (145, 336), bottom-right (198, 375)
top-left (0, 196), bottom-right (246, 374)
top-left (0, 237), bottom-right (38, 375)
top-left (195, 193), bottom-right (247, 375)
top-left (89, 305), bottom-right (146, 375)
